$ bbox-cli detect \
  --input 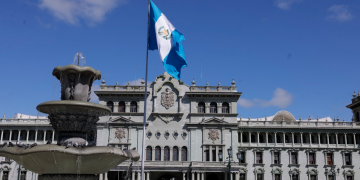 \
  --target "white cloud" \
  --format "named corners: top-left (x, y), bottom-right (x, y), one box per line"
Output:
top-left (89, 84), bottom-right (100, 103)
top-left (327, 5), bottom-right (353, 22)
top-left (38, 0), bottom-right (121, 25)
top-left (238, 88), bottom-right (293, 108)
top-left (275, 0), bottom-right (301, 10)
